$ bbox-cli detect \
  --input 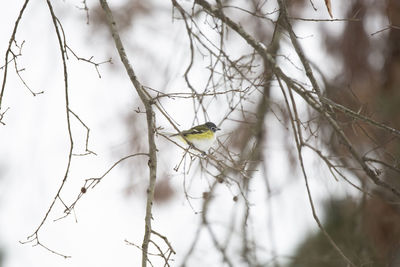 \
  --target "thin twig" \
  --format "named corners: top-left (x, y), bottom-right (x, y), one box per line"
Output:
top-left (0, 0), bottom-right (30, 115)
top-left (69, 108), bottom-right (97, 156)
